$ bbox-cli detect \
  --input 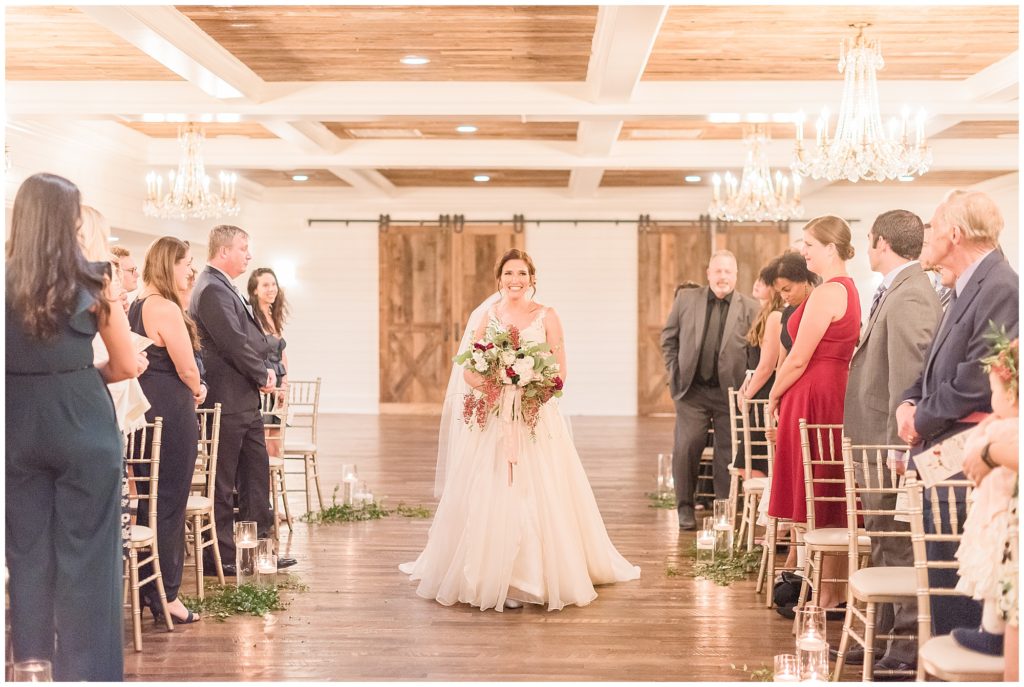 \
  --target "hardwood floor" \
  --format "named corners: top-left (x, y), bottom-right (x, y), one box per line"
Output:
top-left (124, 414), bottom-right (848, 681)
